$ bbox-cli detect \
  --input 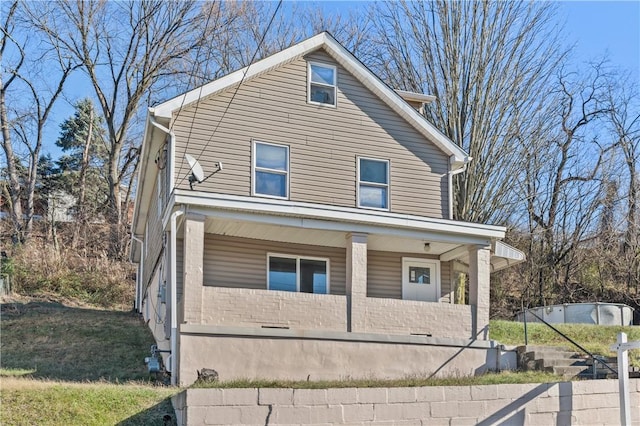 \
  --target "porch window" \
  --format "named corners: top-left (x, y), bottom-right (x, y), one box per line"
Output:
top-left (358, 157), bottom-right (389, 210)
top-left (267, 254), bottom-right (329, 294)
top-left (252, 141), bottom-right (289, 198)
top-left (308, 62), bottom-right (336, 107)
